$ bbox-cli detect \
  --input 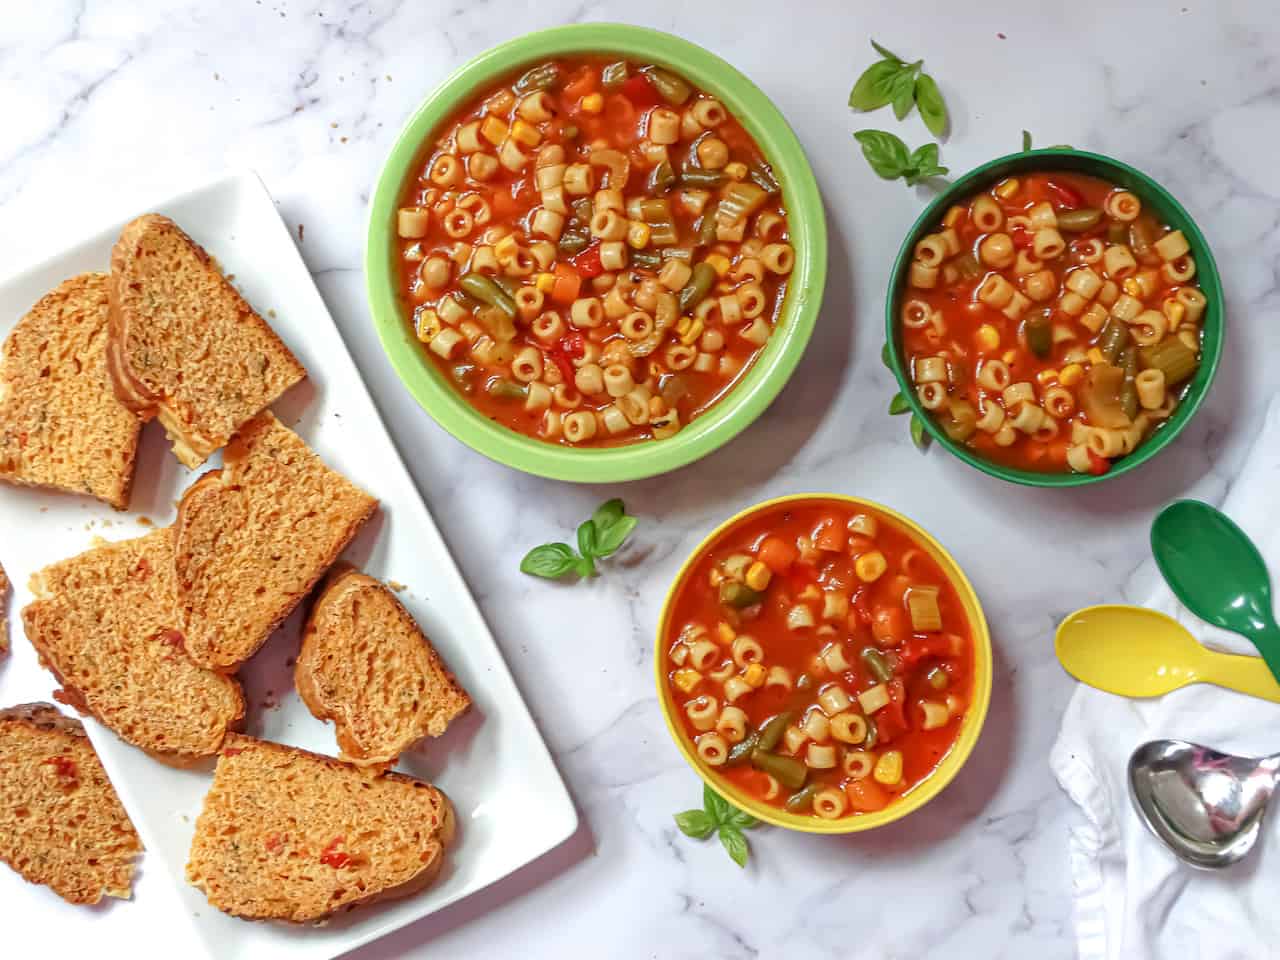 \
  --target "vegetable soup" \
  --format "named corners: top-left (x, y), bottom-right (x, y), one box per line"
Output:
top-left (899, 171), bottom-right (1206, 475)
top-left (394, 57), bottom-right (794, 447)
top-left (663, 500), bottom-right (974, 821)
